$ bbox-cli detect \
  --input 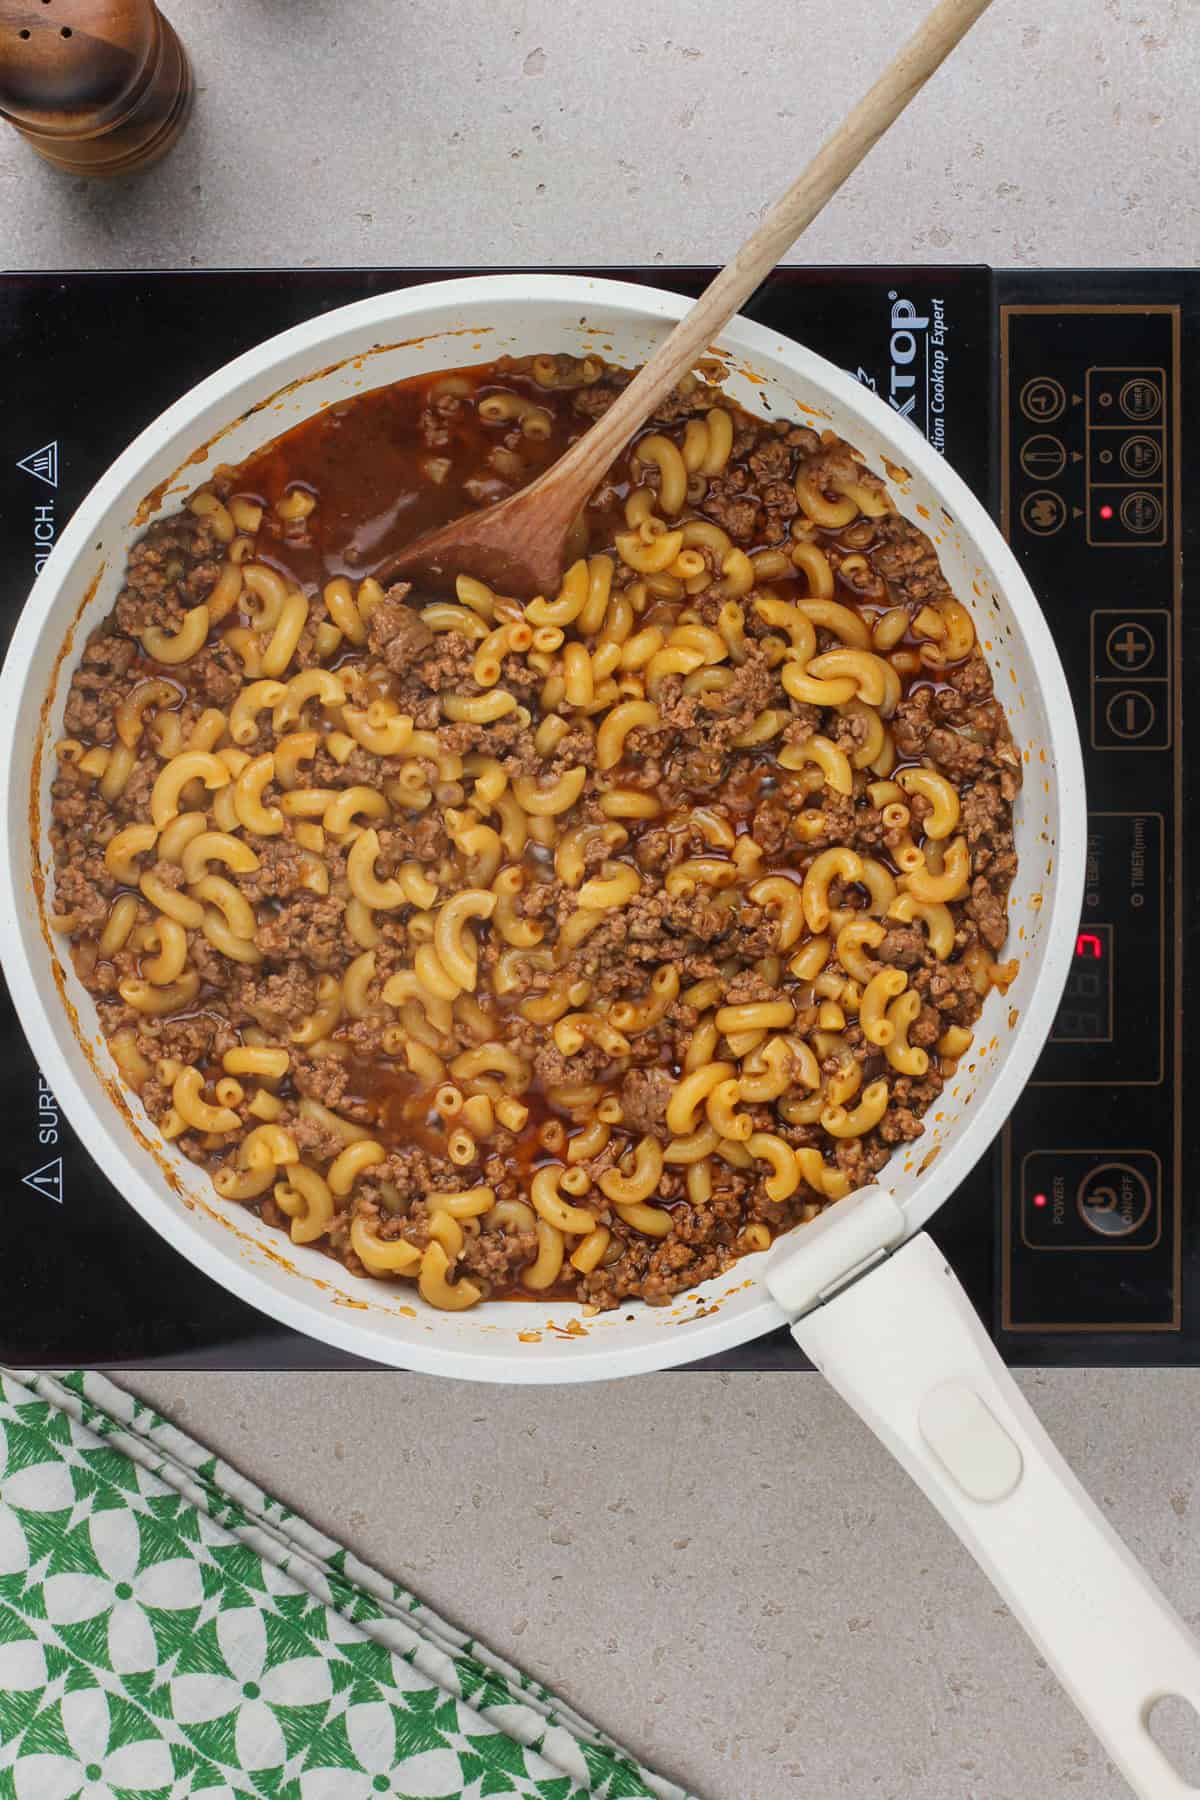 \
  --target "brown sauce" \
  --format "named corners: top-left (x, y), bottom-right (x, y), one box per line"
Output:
top-left (238, 366), bottom-right (611, 591)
